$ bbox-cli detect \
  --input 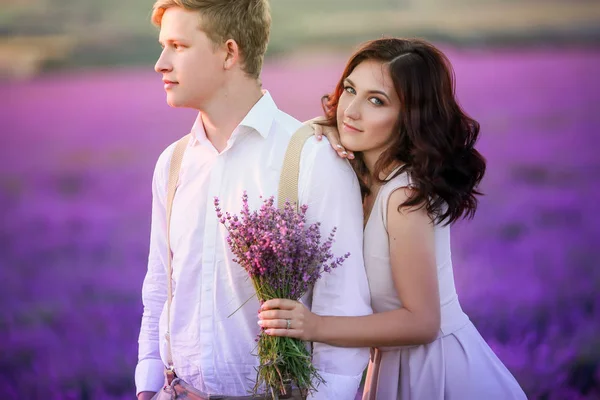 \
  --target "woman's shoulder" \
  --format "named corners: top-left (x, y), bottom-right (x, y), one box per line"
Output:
top-left (381, 169), bottom-right (413, 194)
top-left (376, 170), bottom-right (415, 228)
